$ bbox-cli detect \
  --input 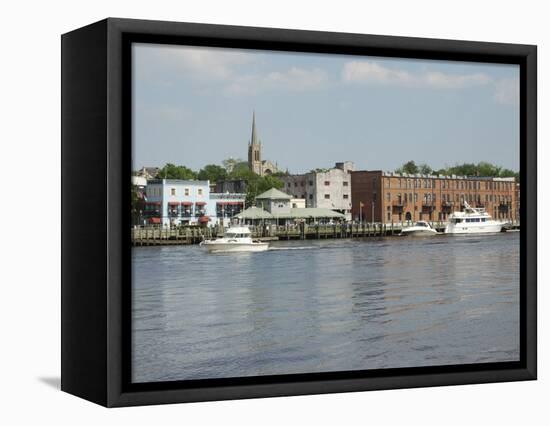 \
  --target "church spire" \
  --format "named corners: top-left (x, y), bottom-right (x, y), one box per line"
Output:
top-left (250, 111), bottom-right (259, 146)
